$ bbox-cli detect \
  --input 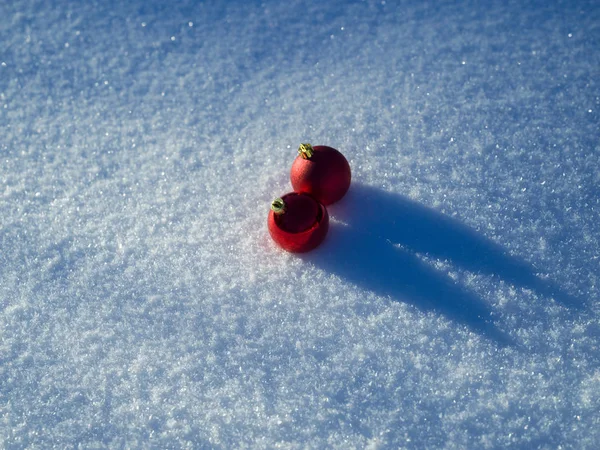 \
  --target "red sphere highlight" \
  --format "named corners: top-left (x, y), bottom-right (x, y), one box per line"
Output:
top-left (268, 193), bottom-right (329, 253)
top-left (290, 145), bottom-right (351, 205)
